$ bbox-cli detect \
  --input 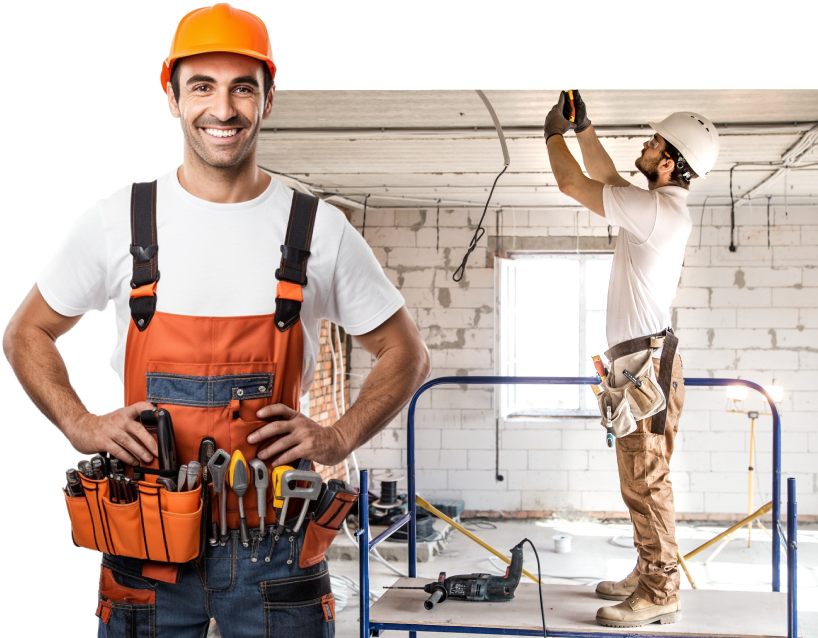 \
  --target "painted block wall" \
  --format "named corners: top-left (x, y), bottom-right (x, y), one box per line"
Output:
top-left (345, 204), bottom-right (818, 519)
